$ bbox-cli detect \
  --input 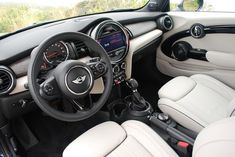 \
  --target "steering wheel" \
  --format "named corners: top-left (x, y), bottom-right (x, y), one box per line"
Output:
top-left (28, 32), bottom-right (113, 122)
